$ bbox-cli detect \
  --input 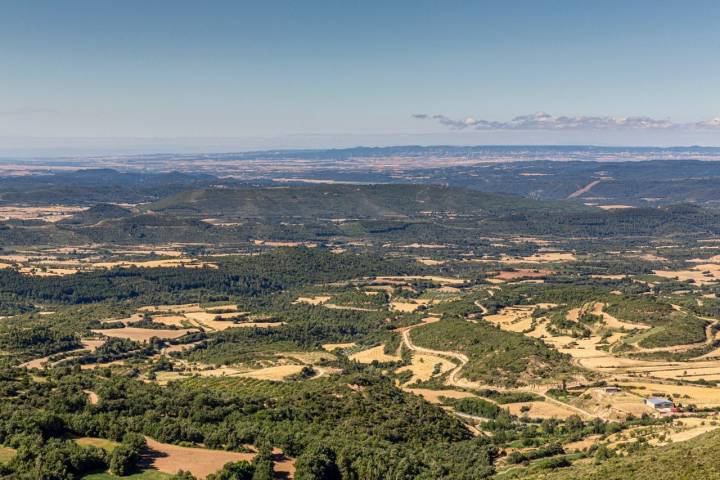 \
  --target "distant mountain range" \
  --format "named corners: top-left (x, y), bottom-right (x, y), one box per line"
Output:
top-left (4, 145), bottom-right (720, 208)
